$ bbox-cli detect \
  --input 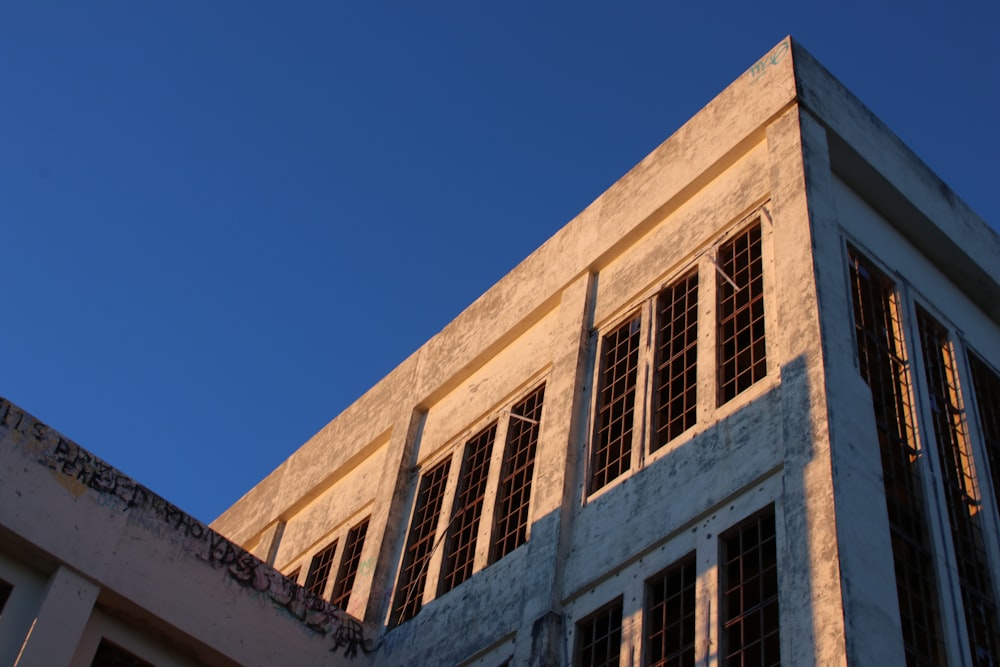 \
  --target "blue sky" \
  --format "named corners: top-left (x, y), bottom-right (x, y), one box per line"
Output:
top-left (2, 2), bottom-right (997, 523)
